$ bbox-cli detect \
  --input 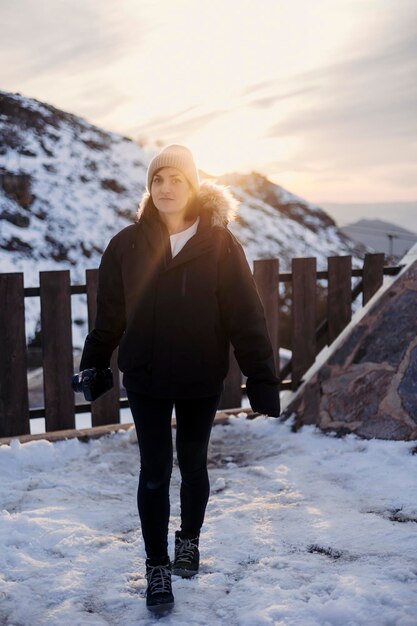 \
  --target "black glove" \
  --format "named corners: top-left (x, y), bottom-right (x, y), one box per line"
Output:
top-left (71, 367), bottom-right (114, 402)
top-left (246, 378), bottom-right (281, 418)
